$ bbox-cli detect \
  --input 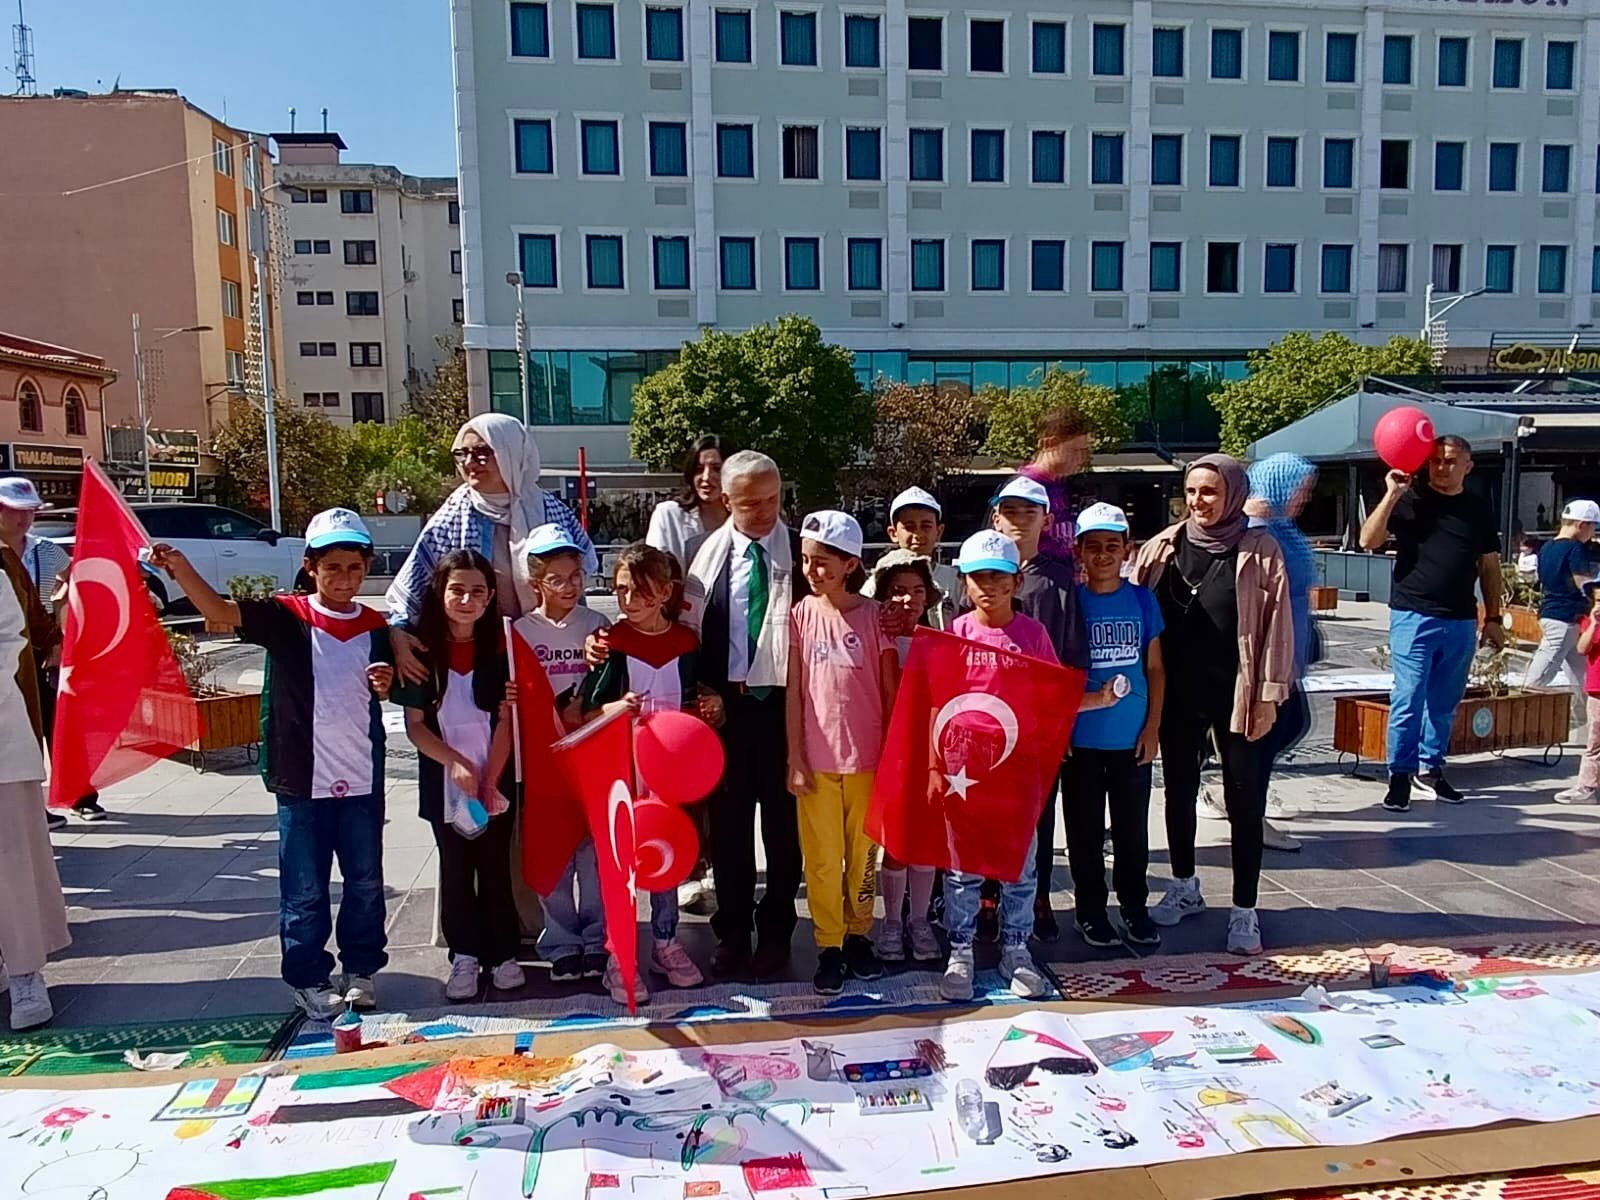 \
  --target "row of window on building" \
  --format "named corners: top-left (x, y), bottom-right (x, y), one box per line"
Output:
top-left (297, 341), bottom-right (385, 366)
top-left (8, 380), bottom-right (90, 436)
top-left (513, 115), bottom-right (1600, 196)
top-left (300, 392), bottom-right (387, 422)
top-left (289, 239), bottom-right (462, 275)
top-left (293, 290), bottom-right (465, 324)
top-left (285, 188), bottom-right (464, 227)
top-left (506, 0), bottom-right (1580, 92)
top-left (514, 229), bottom-right (1597, 298)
